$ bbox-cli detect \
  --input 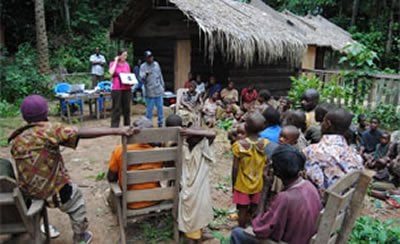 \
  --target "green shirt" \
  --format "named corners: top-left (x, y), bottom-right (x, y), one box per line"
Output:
top-left (0, 158), bottom-right (15, 179)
